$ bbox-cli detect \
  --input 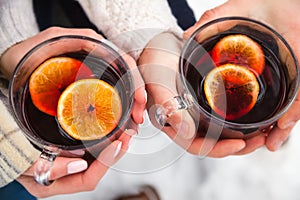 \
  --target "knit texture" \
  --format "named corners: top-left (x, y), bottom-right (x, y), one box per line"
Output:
top-left (0, 0), bottom-right (40, 187)
top-left (0, 75), bottom-right (40, 187)
top-left (0, 0), bottom-right (183, 187)
top-left (0, 0), bottom-right (39, 57)
top-left (78, 0), bottom-right (183, 60)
